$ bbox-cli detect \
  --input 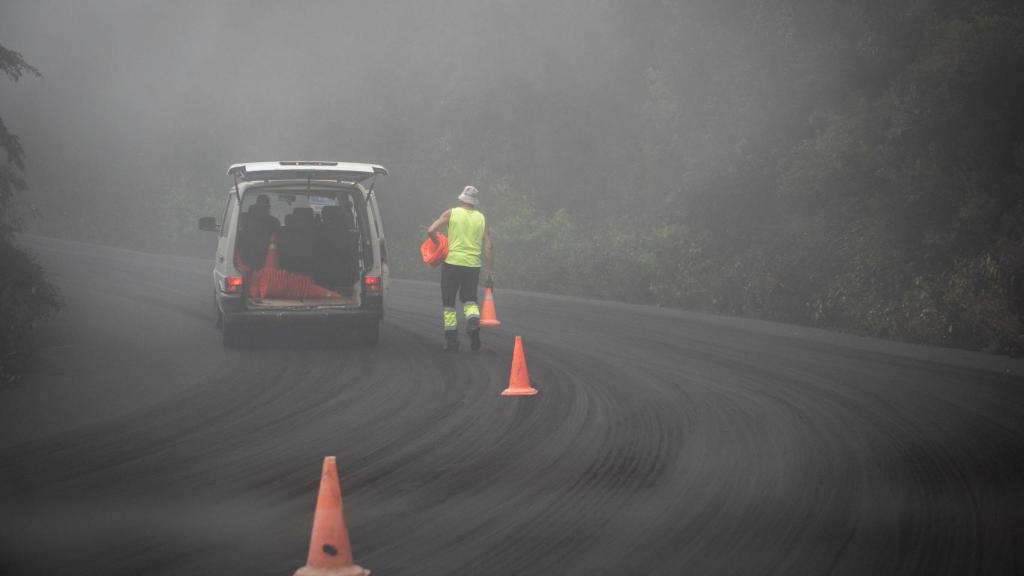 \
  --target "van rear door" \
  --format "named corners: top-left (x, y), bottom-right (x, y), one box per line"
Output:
top-left (228, 161), bottom-right (387, 183)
